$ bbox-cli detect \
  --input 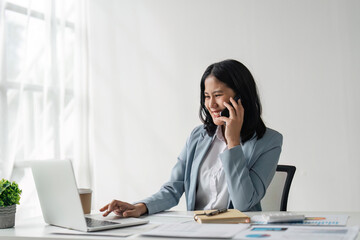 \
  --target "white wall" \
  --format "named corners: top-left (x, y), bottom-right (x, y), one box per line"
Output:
top-left (88, 0), bottom-right (360, 212)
